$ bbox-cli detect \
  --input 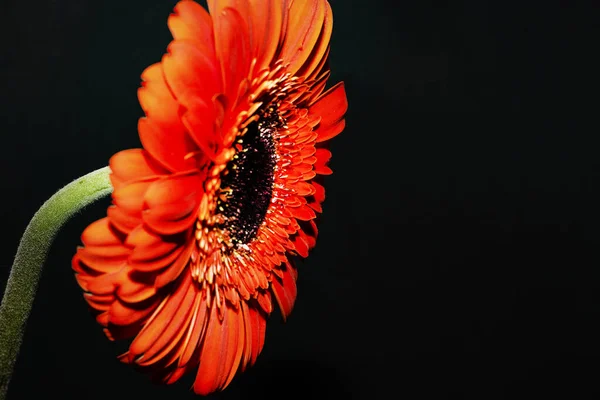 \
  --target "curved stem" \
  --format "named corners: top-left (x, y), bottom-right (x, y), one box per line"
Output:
top-left (0, 167), bottom-right (113, 400)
